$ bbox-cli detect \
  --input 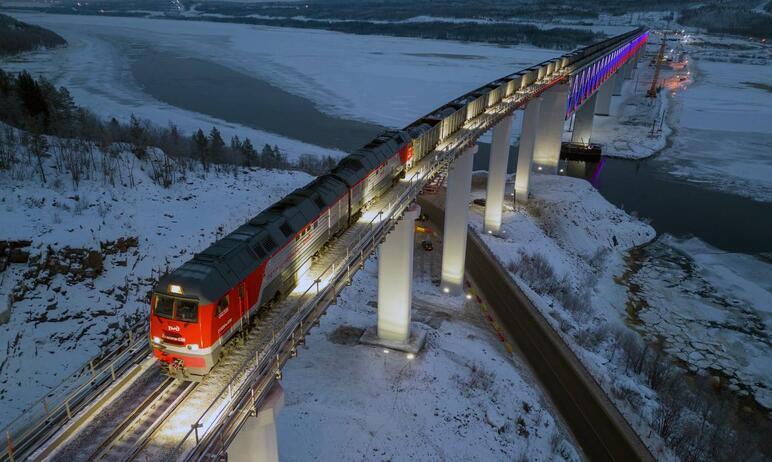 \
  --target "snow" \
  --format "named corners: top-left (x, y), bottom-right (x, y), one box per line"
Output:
top-left (466, 174), bottom-right (684, 460)
top-left (0, 131), bottom-right (312, 428)
top-left (2, 12), bottom-right (559, 134)
top-left (585, 64), bottom-right (672, 160)
top-left (624, 235), bottom-right (772, 409)
top-left (277, 249), bottom-right (580, 461)
top-left (641, 34), bottom-right (772, 202)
